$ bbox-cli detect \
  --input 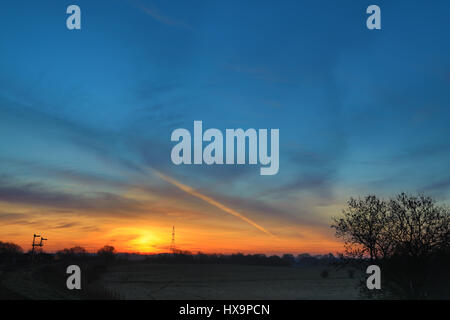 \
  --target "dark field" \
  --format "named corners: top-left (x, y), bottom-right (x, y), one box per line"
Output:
top-left (97, 264), bottom-right (360, 300)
